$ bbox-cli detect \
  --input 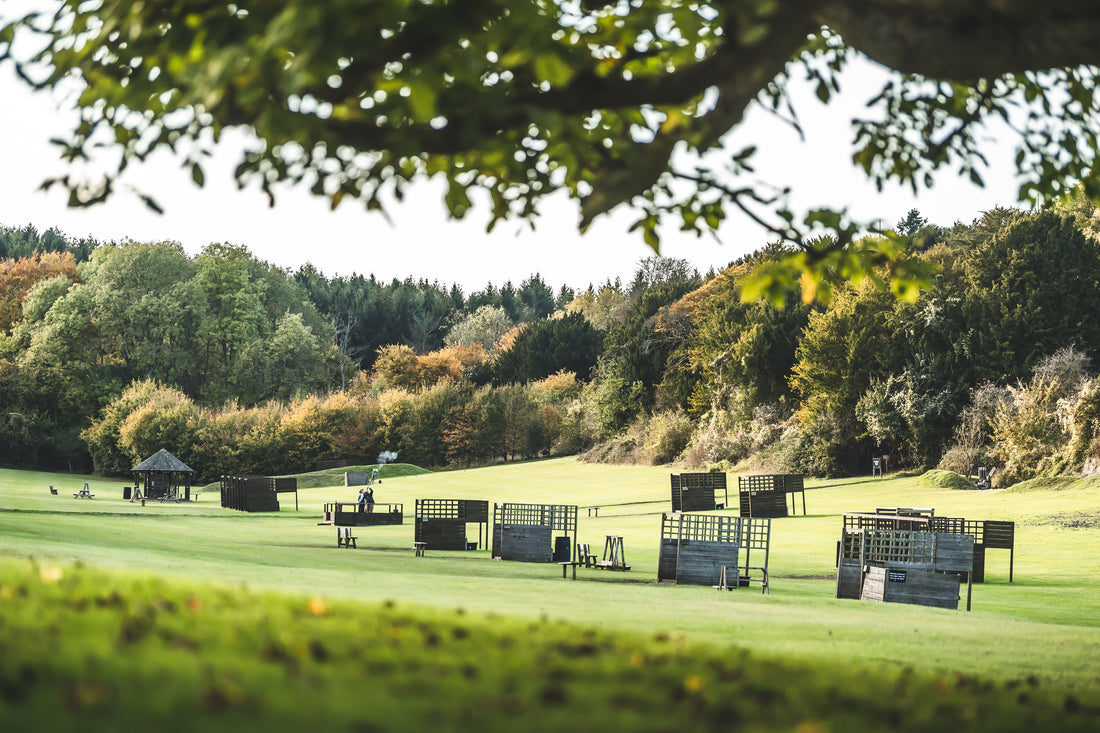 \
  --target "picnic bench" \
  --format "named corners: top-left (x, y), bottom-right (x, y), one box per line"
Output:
top-left (73, 483), bottom-right (94, 499)
top-left (414, 541), bottom-right (427, 557)
top-left (336, 527), bottom-right (357, 548)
